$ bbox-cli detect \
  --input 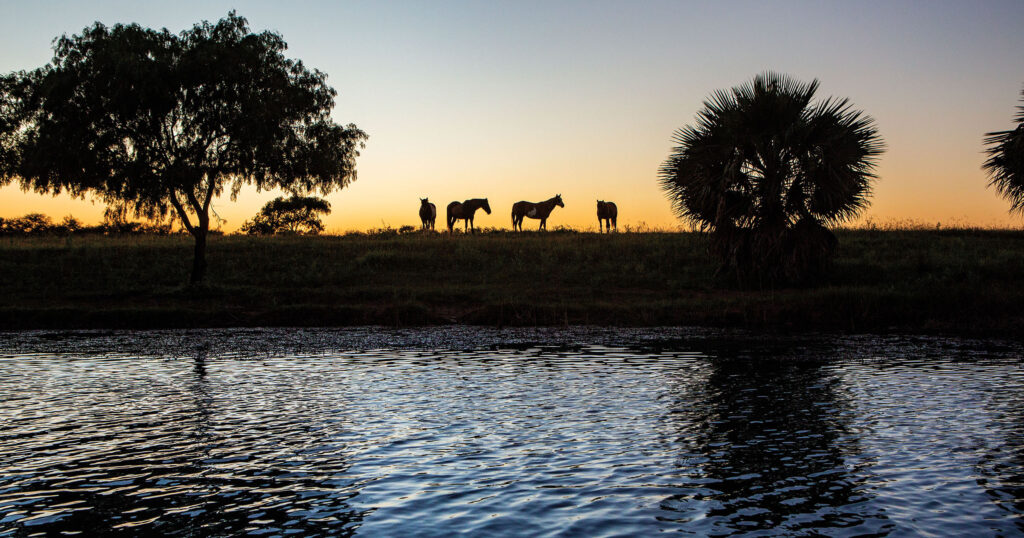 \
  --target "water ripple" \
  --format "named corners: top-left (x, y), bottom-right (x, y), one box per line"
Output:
top-left (0, 330), bottom-right (1021, 536)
